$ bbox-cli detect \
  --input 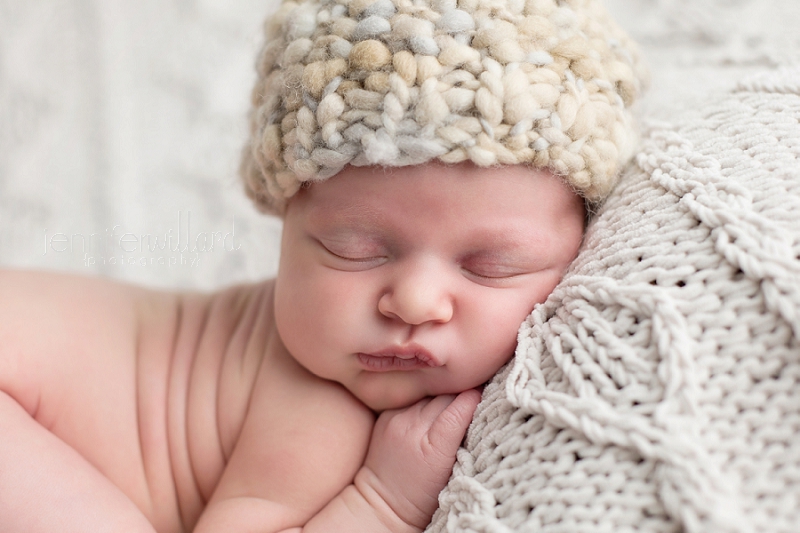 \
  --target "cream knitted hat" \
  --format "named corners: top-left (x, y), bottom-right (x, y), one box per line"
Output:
top-left (242, 0), bottom-right (647, 216)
